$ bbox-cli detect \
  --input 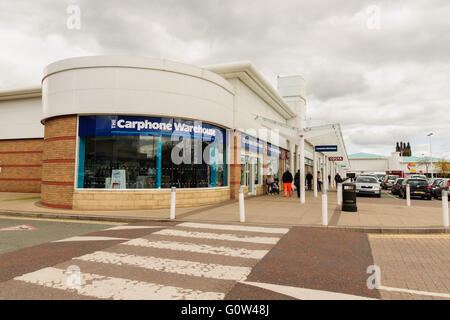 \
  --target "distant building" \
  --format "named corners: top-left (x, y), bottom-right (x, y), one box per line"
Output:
top-left (348, 151), bottom-right (444, 177)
